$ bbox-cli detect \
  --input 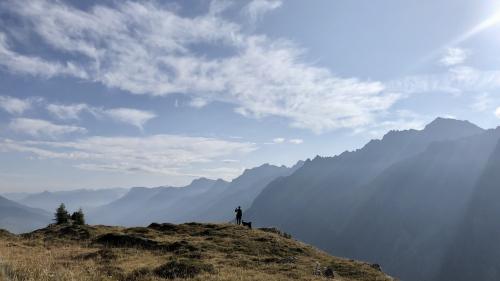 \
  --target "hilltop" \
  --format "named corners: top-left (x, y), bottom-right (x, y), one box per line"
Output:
top-left (0, 223), bottom-right (393, 281)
